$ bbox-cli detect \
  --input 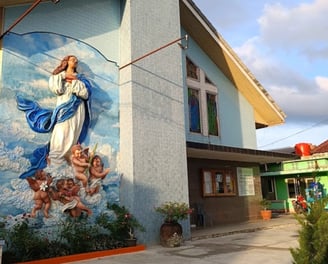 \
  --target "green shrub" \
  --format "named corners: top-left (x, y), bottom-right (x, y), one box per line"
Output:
top-left (290, 196), bottom-right (328, 264)
top-left (1, 203), bottom-right (144, 262)
top-left (96, 203), bottom-right (145, 241)
top-left (3, 220), bottom-right (56, 263)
